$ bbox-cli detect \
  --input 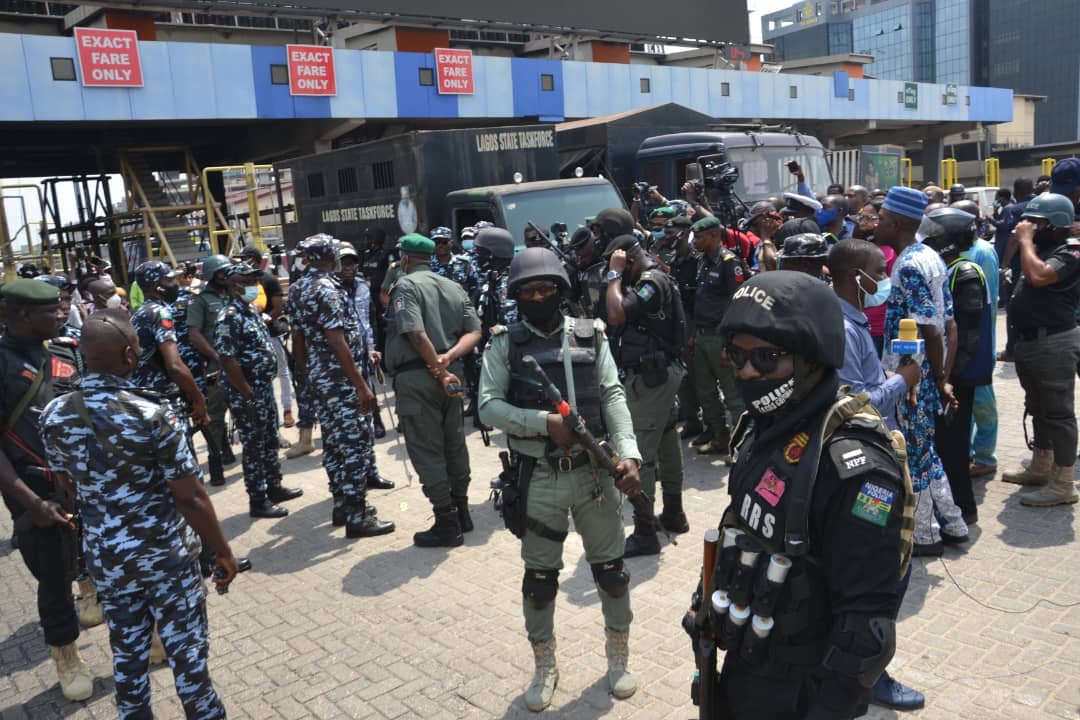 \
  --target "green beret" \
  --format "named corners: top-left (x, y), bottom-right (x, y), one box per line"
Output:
top-left (398, 233), bottom-right (435, 255)
top-left (691, 216), bottom-right (722, 233)
top-left (1, 278), bottom-right (60, 305)
top-left (649, 206), bottom-right (676, 219)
